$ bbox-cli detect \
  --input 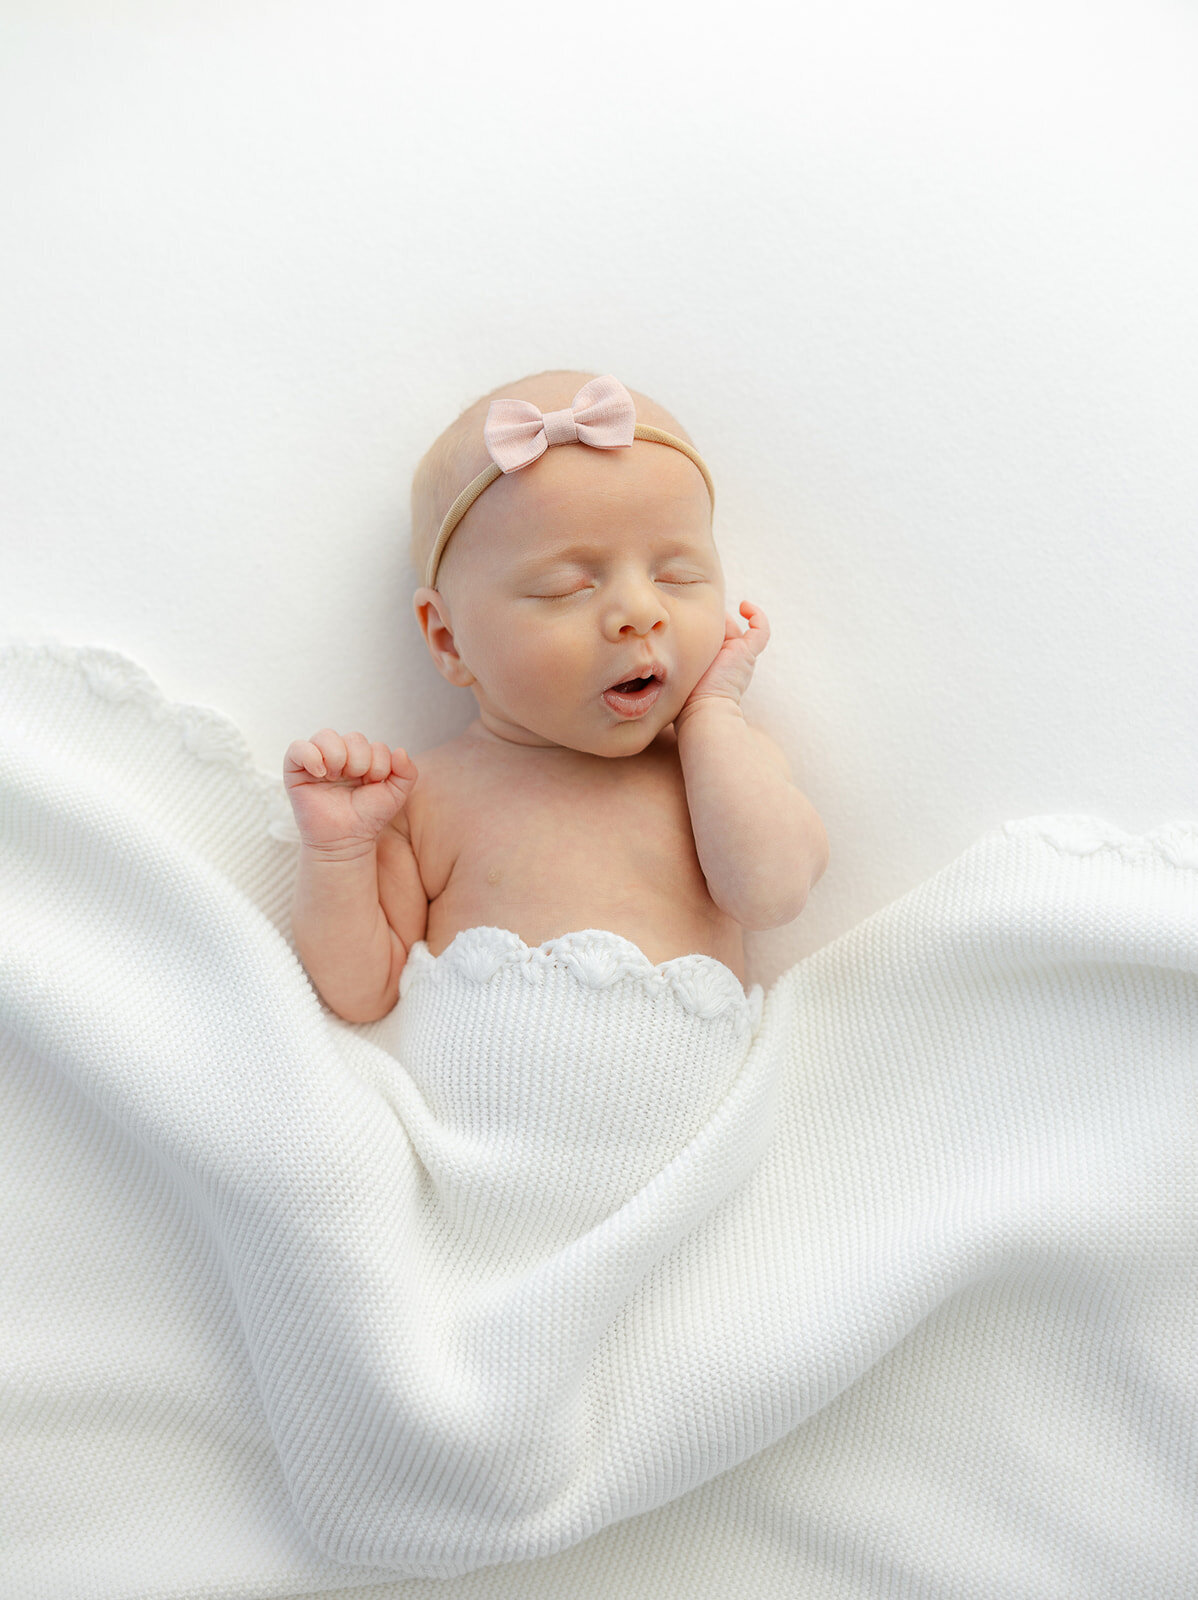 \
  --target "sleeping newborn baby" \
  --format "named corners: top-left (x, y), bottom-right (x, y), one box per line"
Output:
top-left (284, 370), bottom-right (829, 1022)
